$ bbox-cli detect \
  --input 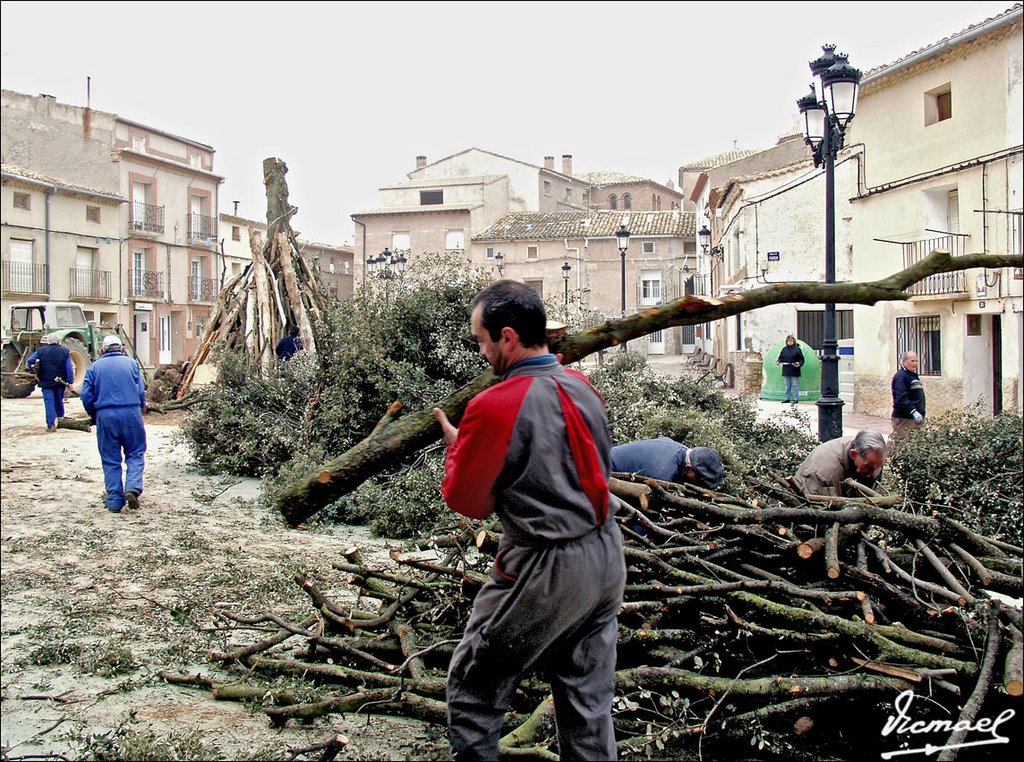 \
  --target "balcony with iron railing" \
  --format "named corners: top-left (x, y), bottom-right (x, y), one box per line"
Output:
top-left (189, 275), bottom-right (218, 303)
top-left (130, 201), bottom-right (165, 234)
top-left (127, 269), bottom-right (165, 300)
top-left (69, 268), bottom-right (112, 301)
top-left (189, 213), bottom-right (218, 242)
top-left (2, 261), bottom-right (48, 296)
top-left (899, 232), bottom-right (968, 297)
